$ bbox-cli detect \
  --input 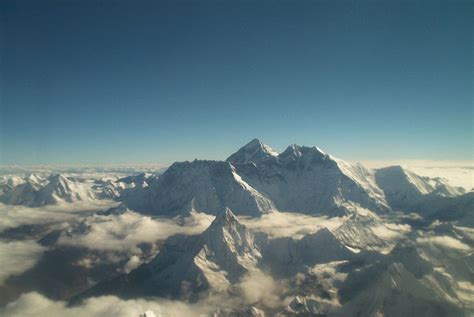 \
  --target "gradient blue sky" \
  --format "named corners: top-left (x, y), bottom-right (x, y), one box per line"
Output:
top-left (1, 0), bottom-right (472, 165)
